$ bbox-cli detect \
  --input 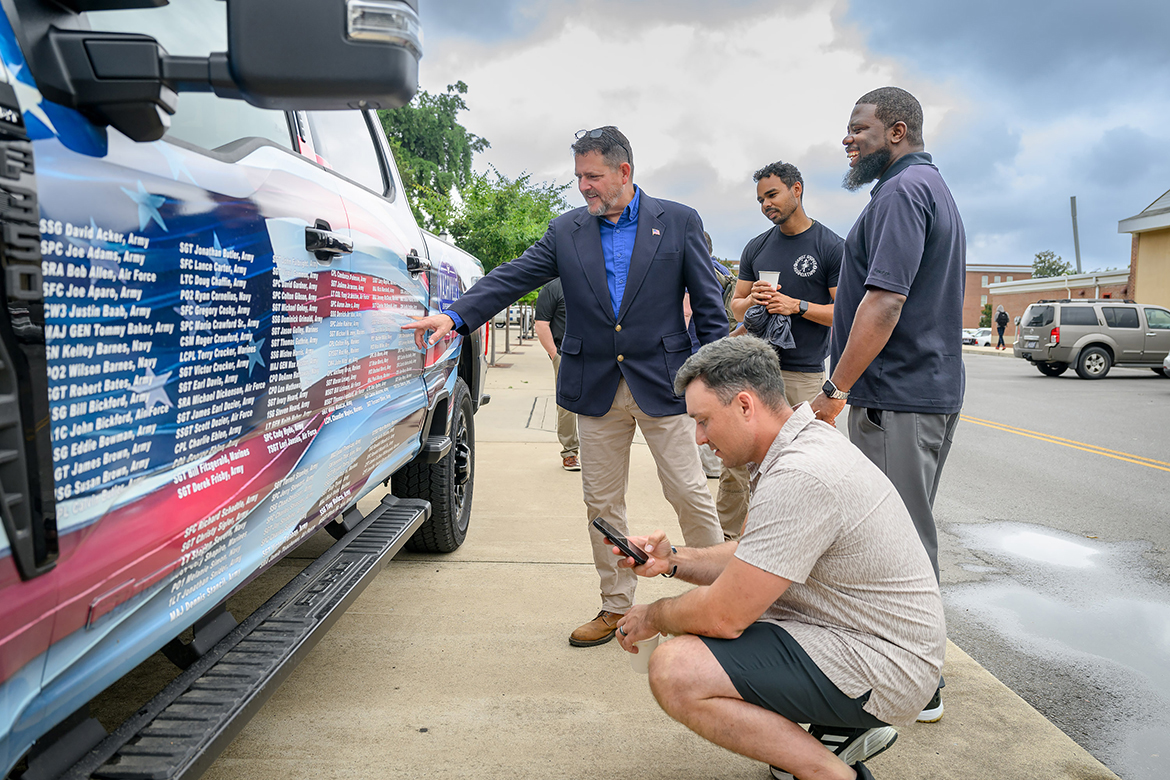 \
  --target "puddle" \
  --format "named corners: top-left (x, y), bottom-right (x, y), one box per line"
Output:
top-left (997, 527), bottom-right (1100, 568)
top-left (949, 521), bottom-right (1170, 780)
